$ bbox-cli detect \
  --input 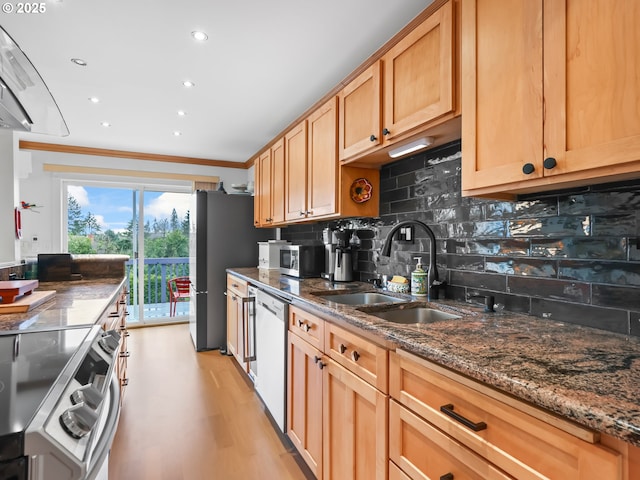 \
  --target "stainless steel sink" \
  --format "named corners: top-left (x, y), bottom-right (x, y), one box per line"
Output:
top-left (314, 292), bottom-right (406, 305)
top-left (368, 307), bottom-right (460, 324)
